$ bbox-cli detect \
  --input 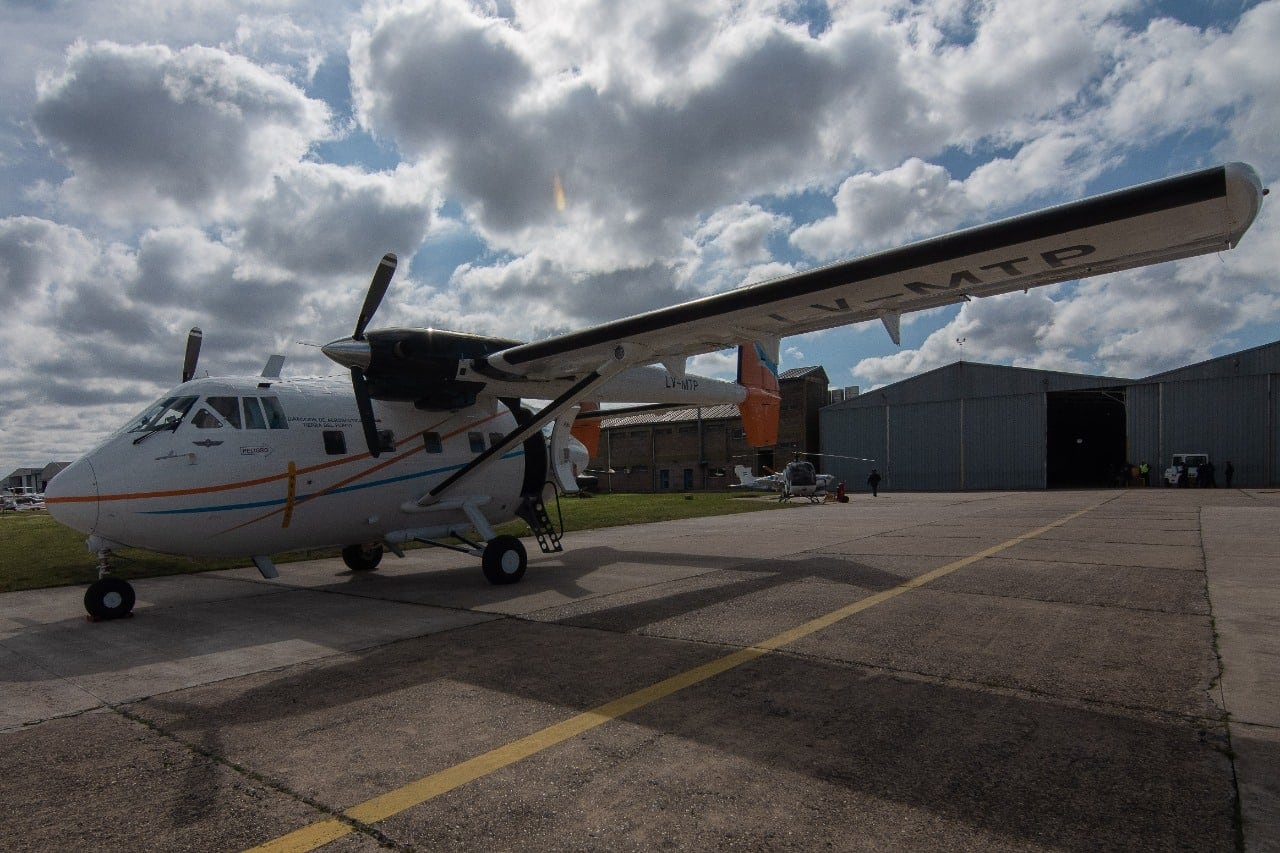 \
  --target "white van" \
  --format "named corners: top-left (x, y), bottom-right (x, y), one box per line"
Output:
top-left (1163, 453), bottom-right (1209, 486)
